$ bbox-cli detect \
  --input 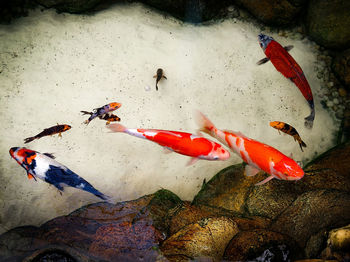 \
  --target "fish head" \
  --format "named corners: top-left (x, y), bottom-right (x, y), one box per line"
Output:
top-left (109, 102), bottom-right (122, 111)
top-left (9, 147), bottom-right (36, 169)
top-left (63, 125), bottom-right (72, 131)
top-left (272, 157), bottom-right (304, 181)
top-left (269, 121), bottom-right (283, 129)
top-left (206, 143), bottom-right (231, 161)
top-left (258, 34), bottom-right (273, 51)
